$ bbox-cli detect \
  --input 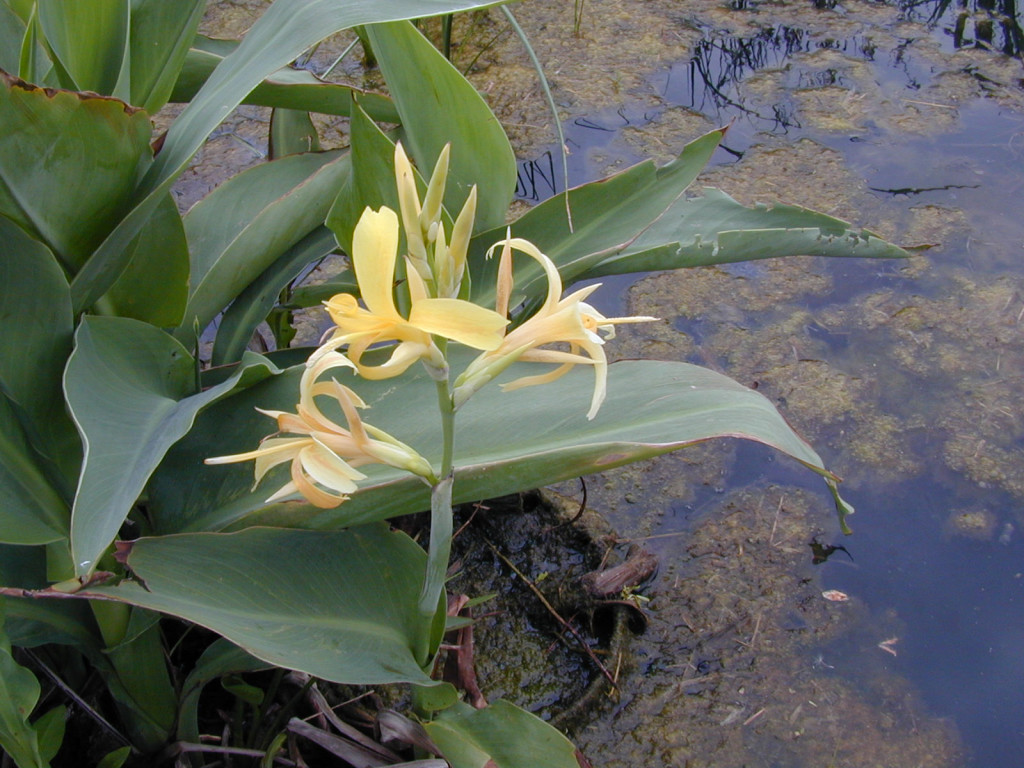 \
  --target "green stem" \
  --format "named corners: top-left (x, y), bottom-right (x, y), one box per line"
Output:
top-left (435, 374), bottom-right (455, 479)
top-left (419, 370), bottom-right (456, 619)
top-left (442, 14), bottom-right (453, 61)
